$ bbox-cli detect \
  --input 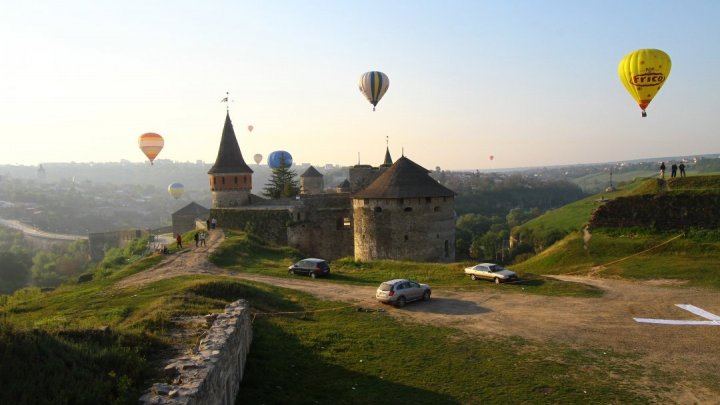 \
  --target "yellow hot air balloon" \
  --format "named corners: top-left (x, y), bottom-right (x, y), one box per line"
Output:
top-left (168, 182), bottom-right (184, 199)
top-left (358, 71), bottom-right (389, 111)
top-left (138, 132), bottom-right (164, 165)
top-left (618, 49), bottom-right (671, 117)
